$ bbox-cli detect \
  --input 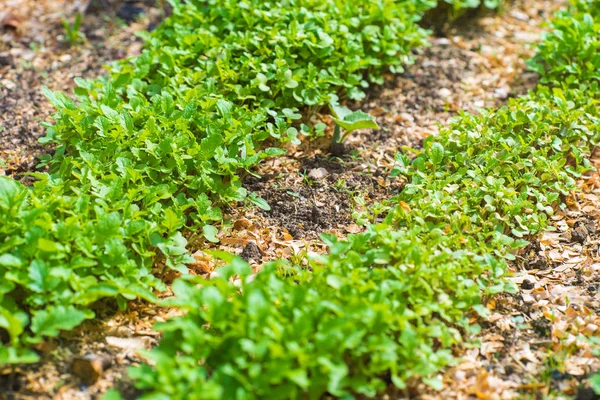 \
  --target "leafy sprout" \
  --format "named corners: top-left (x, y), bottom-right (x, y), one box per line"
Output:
top-left (61, 13), bottom-right (85, 47)
top-left (329, 101), bottom-right (379, 148)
